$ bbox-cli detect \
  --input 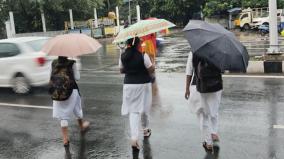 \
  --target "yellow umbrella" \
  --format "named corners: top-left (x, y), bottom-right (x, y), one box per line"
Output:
top-left (113, 19), bottom-right (175, 43)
